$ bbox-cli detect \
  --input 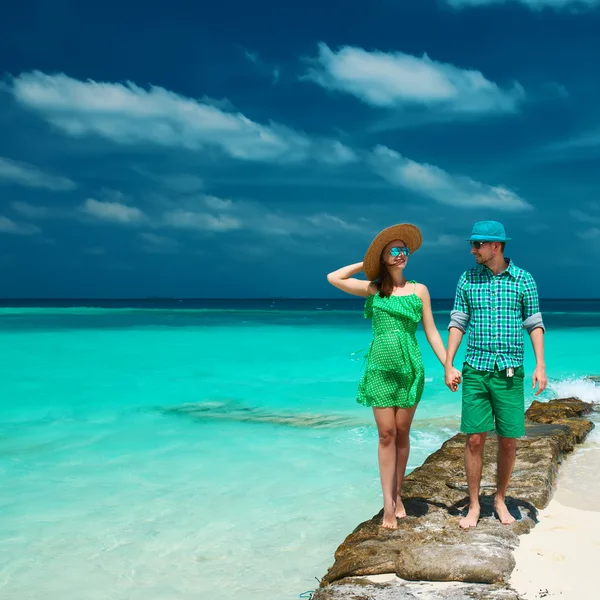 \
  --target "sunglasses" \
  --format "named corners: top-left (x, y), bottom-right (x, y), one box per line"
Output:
top-left (470, 241), bottom-right (490, 249)
top-left (389, 246), bottom-right (410, 257)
